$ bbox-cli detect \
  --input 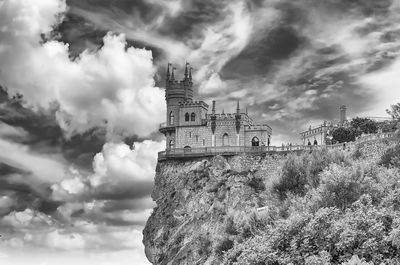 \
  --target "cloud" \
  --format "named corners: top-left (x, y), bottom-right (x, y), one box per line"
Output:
top-left (359, 58), bottom-right (400, 116)
top-left (0, 0), bottom-right (165, 139)
top-left (51, 140), bottom-right (164, 201)
top-left (0, 138), bottom-right (66, 183)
